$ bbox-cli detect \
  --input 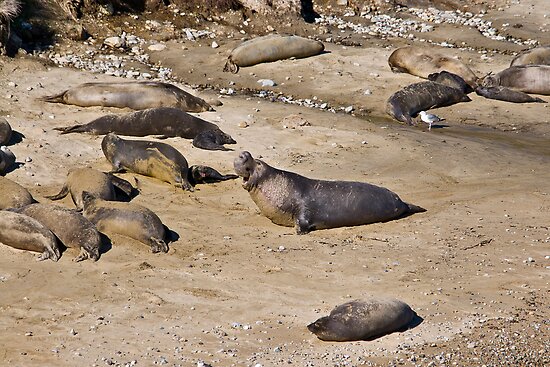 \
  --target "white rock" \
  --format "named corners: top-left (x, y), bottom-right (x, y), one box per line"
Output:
top-left (147, 43), bottom-right (166, 51)
top-left (258, 79), bottom-right (276, 87)
top-left (211, 41), bottom-right (219, 48)
top-left (104, 36), bottom-right (125, 48)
